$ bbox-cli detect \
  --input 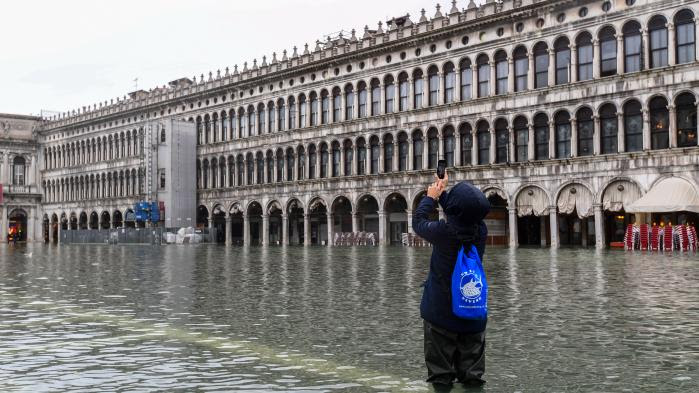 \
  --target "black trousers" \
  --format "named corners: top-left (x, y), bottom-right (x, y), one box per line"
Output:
top-left (423, 320), bottom-right (486, 386)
